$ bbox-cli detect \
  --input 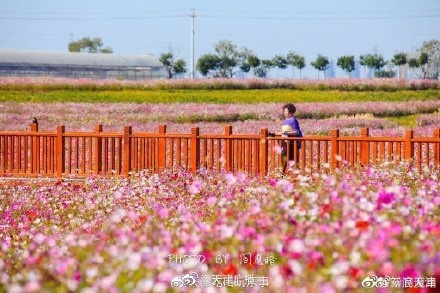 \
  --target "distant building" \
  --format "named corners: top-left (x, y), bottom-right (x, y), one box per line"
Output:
top-left (352, 60), bottom-right (361, 78)
top-left (324, 60), bottom-right (336, 78)
top-left (0, 49), bottom-right (167, 80)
